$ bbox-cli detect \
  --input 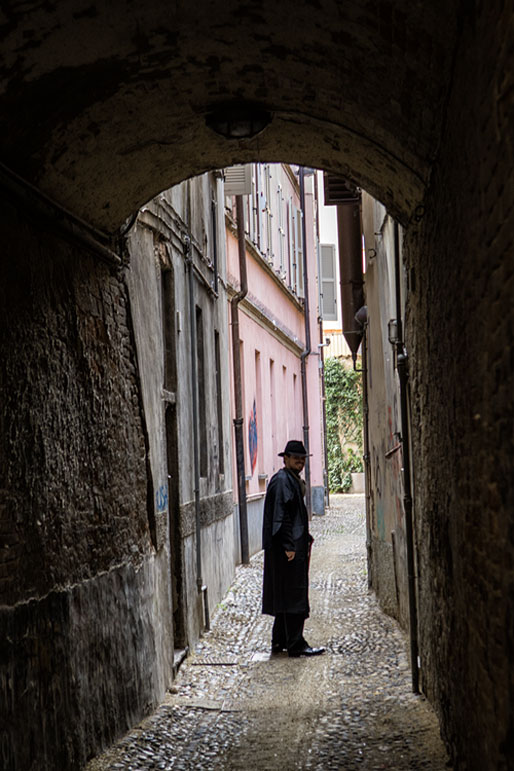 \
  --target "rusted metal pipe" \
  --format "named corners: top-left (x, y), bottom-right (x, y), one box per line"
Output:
top-left (393, 221), bottom-right (419, 694)
top-left (231, 195), bottom-right (250, 564)
top-left (360, 319), bottom-right (372, 589)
